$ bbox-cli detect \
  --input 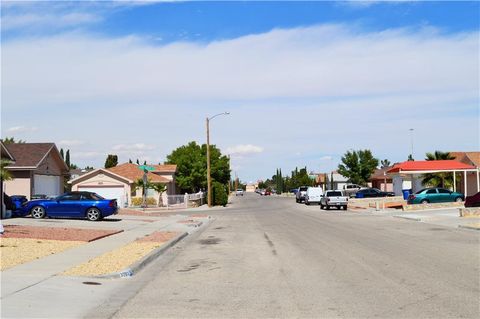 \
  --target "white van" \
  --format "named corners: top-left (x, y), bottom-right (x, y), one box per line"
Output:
top-left (304, 187), bottom-right (324, 205)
